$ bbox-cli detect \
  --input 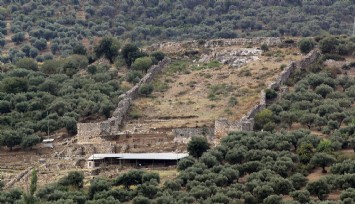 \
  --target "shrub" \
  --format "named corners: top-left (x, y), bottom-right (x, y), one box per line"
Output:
top-left (127, 71), bottom-right (143, 84)
top-left (94, 37), bottom-right (120, 63)
top-left (11, 32), bottom-right (25, 44)
top-left (187, 136), bottom-right (209, 158)
top-left (260, 44), bottom-right (269, 51)
top-left (16, 58), bottom-right (38, 71)
top-left (139, 84), bottom-right (154, 96)
top-left (319, 37), bottom-right (339, 53)
top-left (290, 190), bottom-right (311, 204)
top-left (321, 53), bottom-right (345, 61)
top-left (265, 89), bottom-right (277, 100)
top-left (142, 172), bottom-right (160, 183)
top-left (132, 57), bottom-right (153, 73)
top-left (41, 60), bottom-right (61, 75)
top-left (58, 171), bottom-right (84, 189)
top-left (298, 38), bottom-right (315, 54)
top-left (151, 51), bottom-right (165, 64)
